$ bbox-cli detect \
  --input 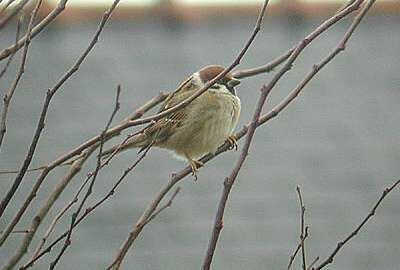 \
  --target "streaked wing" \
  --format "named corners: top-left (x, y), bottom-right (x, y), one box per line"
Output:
top-left (143, 89), bottom-right (196, 142)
